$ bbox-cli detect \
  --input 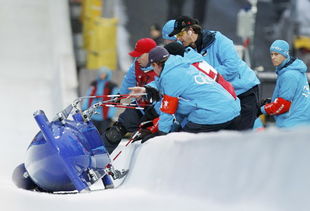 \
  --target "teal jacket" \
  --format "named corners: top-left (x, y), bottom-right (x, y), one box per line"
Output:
top-left (262, 58), bottom-right (310, 128)
top-left (194, 30), bottom-right (260, 95)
